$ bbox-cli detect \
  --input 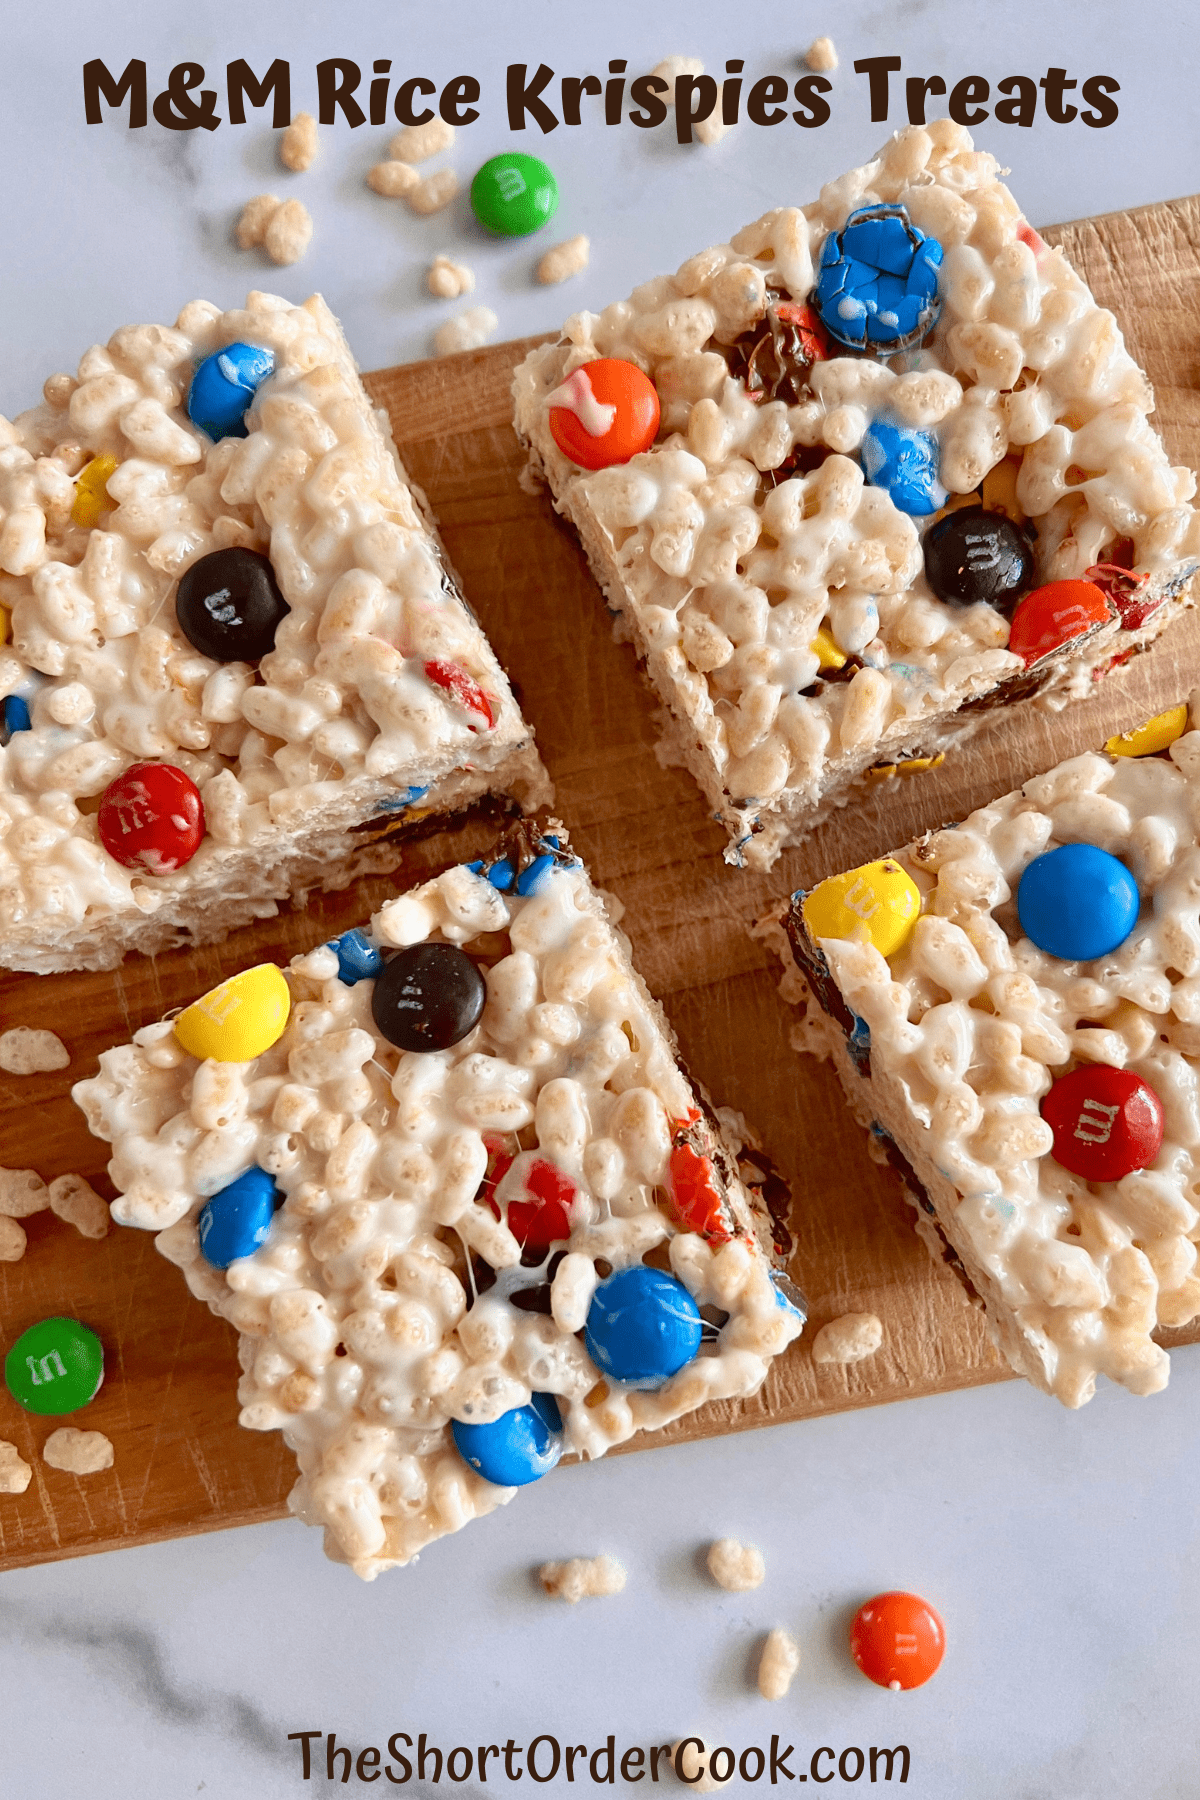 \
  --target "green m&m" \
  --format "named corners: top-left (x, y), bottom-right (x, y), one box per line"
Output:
top-left (470, 153), bottom-right (559, 237)
top-left (5, 1317), bottom-right (104, 1415)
